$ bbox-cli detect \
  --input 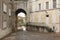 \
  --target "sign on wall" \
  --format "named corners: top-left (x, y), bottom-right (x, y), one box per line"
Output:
top-left (3, 3), bottom-right (7, 12)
